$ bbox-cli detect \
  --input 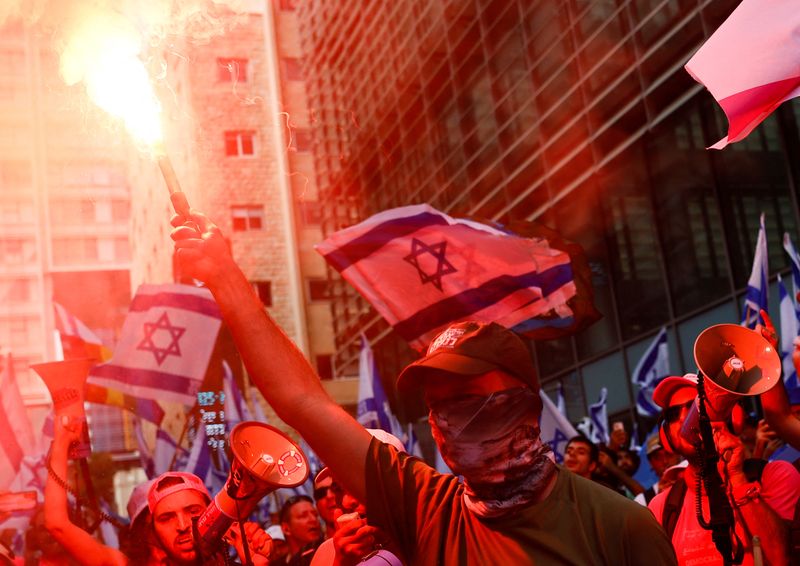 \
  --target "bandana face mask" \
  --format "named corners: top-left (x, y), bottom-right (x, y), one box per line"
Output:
top-left (428, 387), bottom-right (556, 518)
